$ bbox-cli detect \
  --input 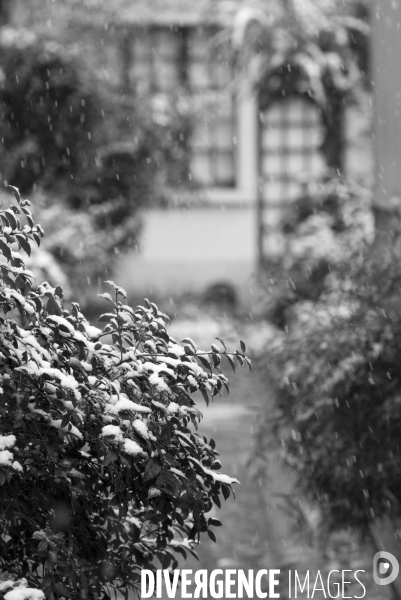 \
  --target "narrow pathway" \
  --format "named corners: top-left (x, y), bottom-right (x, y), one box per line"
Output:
top-left (157, 360), bottom-right (386, 600)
